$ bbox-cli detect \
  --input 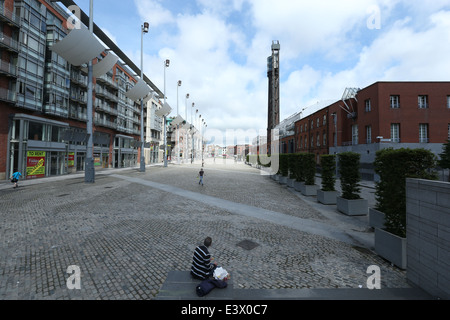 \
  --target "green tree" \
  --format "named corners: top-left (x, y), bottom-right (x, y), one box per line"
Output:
top-left (438, 140), bottom-right (450, 181)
